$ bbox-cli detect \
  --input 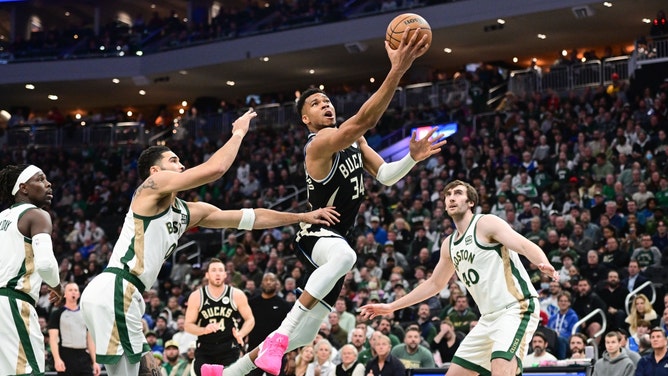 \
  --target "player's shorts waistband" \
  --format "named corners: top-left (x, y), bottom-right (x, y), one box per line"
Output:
top-left (104, 267), bottom-right (146, 292)
top-left (0, 287), bottom-right (36, 306)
